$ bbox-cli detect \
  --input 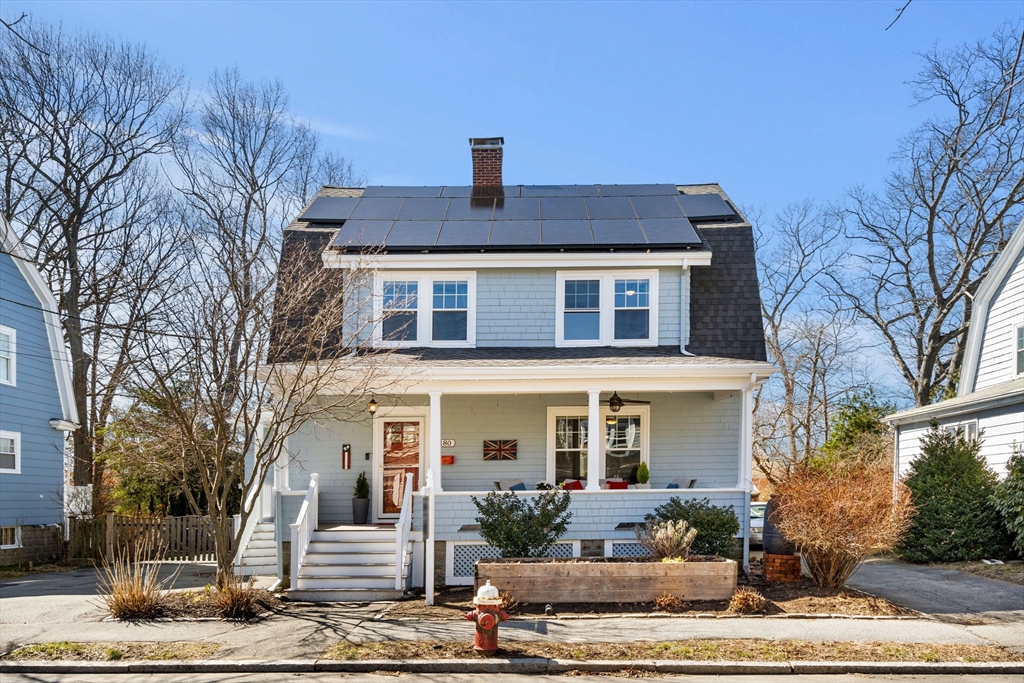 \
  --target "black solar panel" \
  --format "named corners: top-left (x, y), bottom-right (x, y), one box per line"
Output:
top-left (677, 193), bottom-right (738, 221)
top-left (521, 185), bottom-right (600, 197)
top-left (436, 220), bottom-right (491, 247)
top-left (491, 197), bottom-right (541, 221)
top-left (299, 196), bottom-right (359, 222)
top-left (599, 184), bottom-right (679, 197)
top-left (490, 220), bottom-right (541, 246)
top-left (349, 197), bottom-right (405, 220)
top-left (444, 197), bottom-right (494, 220)
top-left (540, 197), bottom-right (588, 220)
top-left (631, 195), bottom-right (686, 219)
top-left (362, 186), bottom-right (442, 198)
top-left (585, 197), bottom-right (636, 220)
top-left (542, 219), bottom-right (594, 245)
top-left (330, 220), bottom-right (393, 248)
top-left (591, 219), bottom-right (647, 245)
top-left (639, 217), bottom-right (702, 245)
top-left (385, 220), bottom-right (442, 247)
top-left (397, 198), bottom-right (450, 220)
top-left (441, 186), bottom-right (521, 198)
